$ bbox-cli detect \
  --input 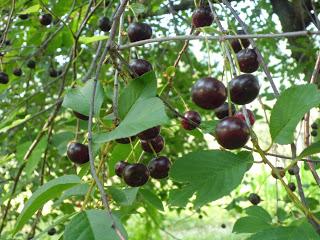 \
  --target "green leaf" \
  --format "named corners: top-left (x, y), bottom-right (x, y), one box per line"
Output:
top-left (56, 183), bottom-right (89, 204)
top-left (168, 185), bottom-right (195, 207)
top-left (130, 3), bottom-right (145, 14)
top-left (118, 71), bottom-right (157, 119)
top-left (62, 79), bottom-right (105, 116)
top-left (79, 35), bottom-right (109, 44)
top-left (232, 216), bottom-right (272, 233)
top-left (25, 138), bottom-right (47, 175)
top-left (18, 4), bottom-right (40, 14)
top-left (298, 141), bottom-right (320, 159)
top-left (14, 175), bottom-right (81, 234)
top-left (95, 97), bottom-right (169, 143)
top-left (169, 150), bottom-right (253, 208)
top-left (140, 189), bottom-right (164, 211)
top-left (270, 84), bottom-right (320, 144)
top-left (63, 209), bottom-right (127, 240)
top-left (245, 206), bottom-right (272, 223)
top-left (108, 187), bottom-right (138, 206)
